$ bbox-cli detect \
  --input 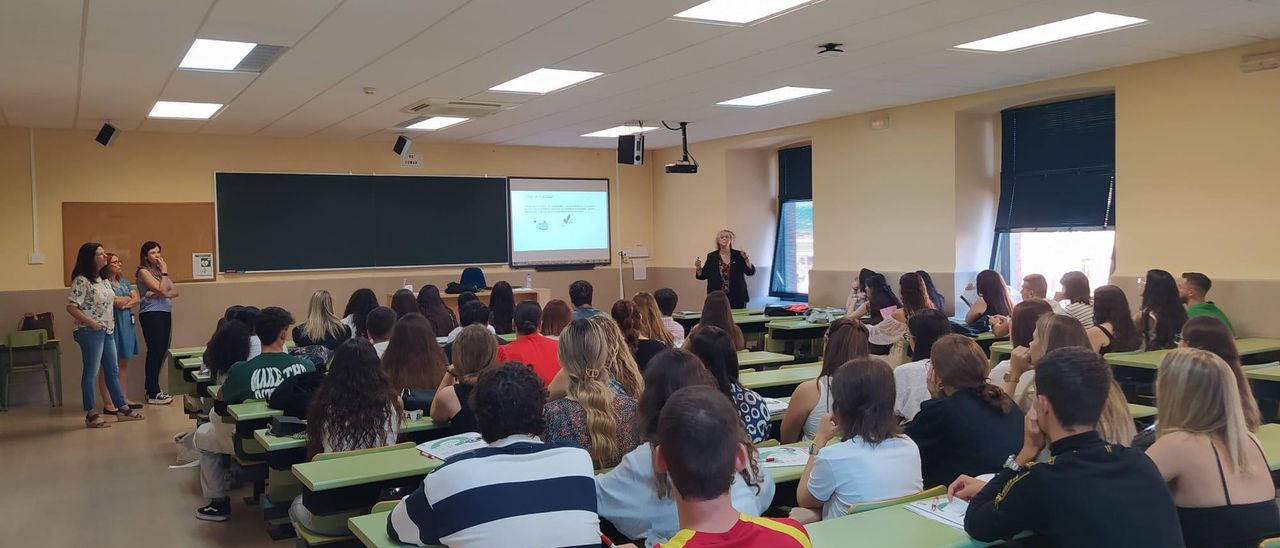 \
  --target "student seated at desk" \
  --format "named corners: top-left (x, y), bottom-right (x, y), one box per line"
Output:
top-left (781, 317), bottom-right (870, 443)
top-left (896, 272), bottom-right (939, 321)
top-left (390, 288), bottom-right (418, 319)
top-left (892, 309), bottom-right (952, 420)
top-left (596, 349), bottom-right (775, 546)
top-left (987, 300), bottom-right (1054, 384)
top-left (389, 363), bottom-right (603, 547)
top-left (1020, 273), bottom-right (1068, 317)
top-left (964, 270), bottom-right (1014, 328)
top-left (1137, 269), bottom-right (1189, 351)
top-left (195, 307), bottom-right (315, 522)
top-left (382, 313), bottom-right (449, 396)
top-left (234, 306), bottom-right (264, 359)
top-left (545, 319), bottom-right (642, 469)
top-left (292, 289), bottom-right (352, 350)
top-left (1180, 317), bottom-right (1262, 430)
top-left (202, 320), bottom-right (250, 386)
top-left (1180, 272), bottom-right (1235, 334)
top-left (496, 301), bottom-right (560, 385)
top-left (1086, 285), bottom-right (1142, 354)
top-left (687, 327), bottom-right (769, 444)
top-left (651, 288), bottom-right (684, 346)
top-left (1146, 348), bottom-right (1280, 548)
top-left (612, 300), bottom-right (668, 371)
top-left (633, 292), bottom-right (676, 348)
top-left (1056, 271), bottom-right (1094, 328)
top-left (547, 315), bottom-right (645, 401)
top-left (906, 335), bottom-right (1023, 489)
top-left (416, 284), bottom-right (458, 338)
top-left (365, 306), bottom-right (395, 358)
top-left (652, 386), bottom-right (809, 548)
top-left (948, 348), bottom-right (1182, 547)
top-left (444, 301), bottom-right (496, 344)
top-left (793, 358), bottom-right (922, 523)
top-left (341, 288), bottom-right (378, 338)
top-left (571, 279), bottom-right (603, 321)
top-left (489, 281), bottom-right (516, 336)
top-left (844, 268), bottom-right (875, 319)
top-left (541, 299), bottom-right (572, 338)
top-left (290, 338), bottom-right (402, 535)
top-left (431, 325), bottom-right (498, 433)
top-left (683, 291), bottom-right (745, 352)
